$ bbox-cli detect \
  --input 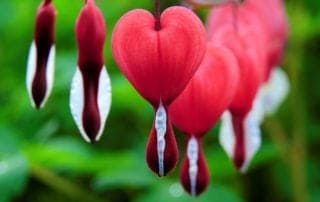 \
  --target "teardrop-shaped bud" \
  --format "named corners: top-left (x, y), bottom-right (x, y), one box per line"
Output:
top-left (146, 102), bottom-right (178, 176)
top-left (26, 0), bottom-right (56, 109)
top-left (180, 136), bottom-right (209, 196)
top-left (70, 0), bottom-right (111, 142)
